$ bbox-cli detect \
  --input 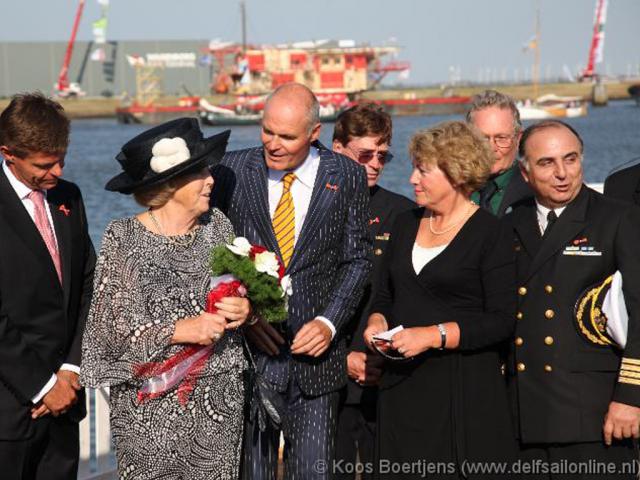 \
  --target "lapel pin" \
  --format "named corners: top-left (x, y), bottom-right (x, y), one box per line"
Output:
top-left (325, 183), bottom-right (339, 191)
top-left (58, 204), bottom-right (71, 216)
top-left (573, 237), bottom-right (587, 245)
top-left (369, 217), bottom-right (380, 225)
